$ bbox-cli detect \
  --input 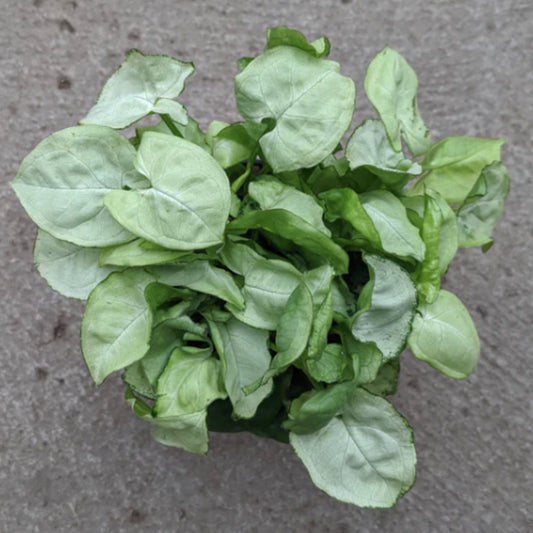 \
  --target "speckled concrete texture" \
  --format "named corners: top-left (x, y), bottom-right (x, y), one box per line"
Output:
top-left (1, 1), bottom-right (531, 532)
